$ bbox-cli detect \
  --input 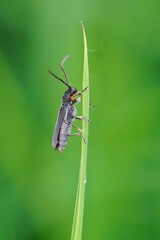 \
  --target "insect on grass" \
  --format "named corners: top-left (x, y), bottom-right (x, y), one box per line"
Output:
top-left (49, 55), bottom-right (90, 152)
